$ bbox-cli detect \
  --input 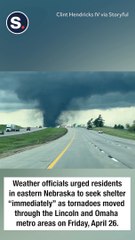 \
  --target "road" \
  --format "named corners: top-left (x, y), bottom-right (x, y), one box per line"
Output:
top-left (0, 128), bottom-right (135, 169)
top-left (0, 127), bottom-right (46, 137)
